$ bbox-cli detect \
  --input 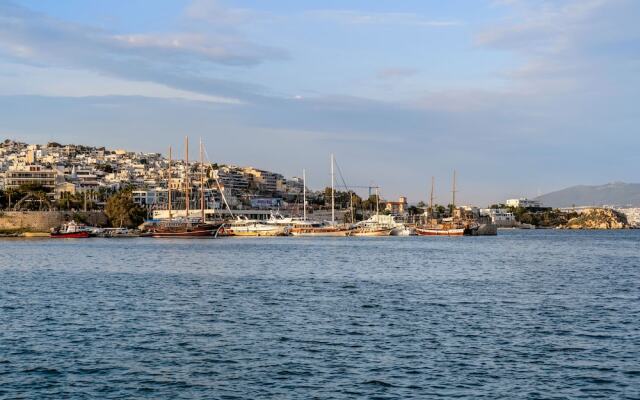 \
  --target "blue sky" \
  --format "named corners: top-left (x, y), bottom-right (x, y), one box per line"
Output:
top-left (0, 0), bottom-right (639, 205)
